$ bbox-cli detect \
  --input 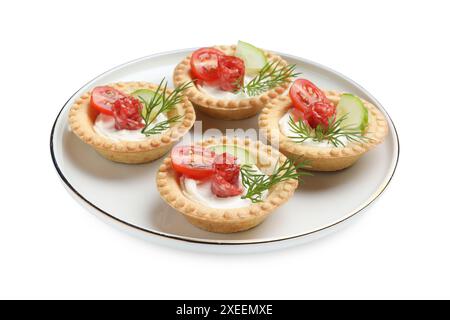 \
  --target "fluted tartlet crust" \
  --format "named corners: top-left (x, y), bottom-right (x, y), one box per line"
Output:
top-left (156, 137), bottom-right (298, 233)
top-left (173, 45), bottom-right (290, 120)
top-left (259, 91), bottom-right (389, 171)
top-left (68, 82), bottom-right (196, 164)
